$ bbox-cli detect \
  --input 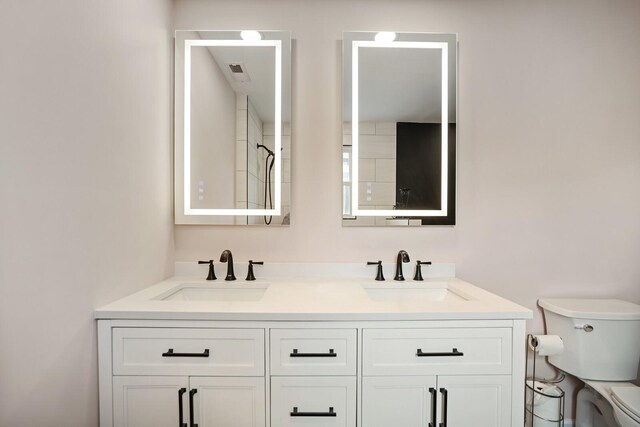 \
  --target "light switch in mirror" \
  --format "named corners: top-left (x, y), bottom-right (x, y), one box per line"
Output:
top-left (175, 31), bottom-right (291, 225)
top-left (342, 32), bottom-right (457, 226)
